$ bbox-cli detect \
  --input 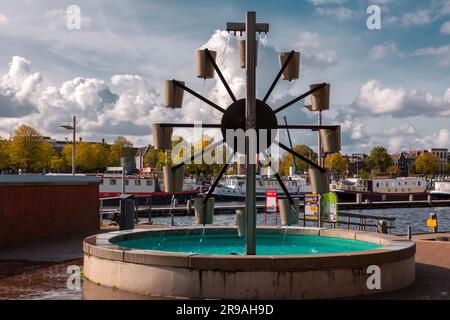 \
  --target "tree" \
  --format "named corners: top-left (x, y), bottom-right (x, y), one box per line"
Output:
top-left (365, 146), bottom-right (393, 173)
top-left (387, 165), bottom-right (400, 176)
top-left (324, 153), bottom-right (348, 173)
top-left (445, 162), bottom-right (450, 175)
top-left (109, 136), bottom-right (134, 166)
top-left (62, 142), bottom-right (110, 172)
top-left (50, 156), bottom-right (65, 172)
top-left (9, 125), bottom-right (54, 172)
top-left (0, 138), bottom-right (11, 170)
top-left (91, 143), bottom-right (110, 171)
top-left (414, 152), bottom-right (439, 176)
top-left (143, 147), bottom-right (160, 168)
top-left (279, 144), bottom-right (317, 176)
